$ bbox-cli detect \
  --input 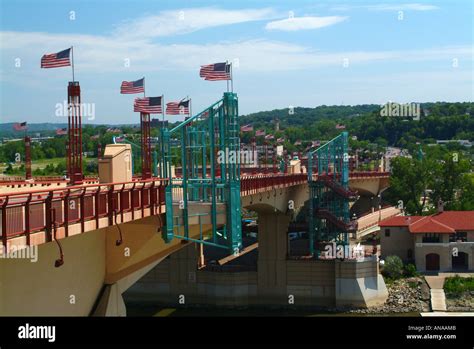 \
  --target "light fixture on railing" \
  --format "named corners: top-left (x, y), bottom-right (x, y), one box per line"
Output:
top-left (52, 209), bottom-right (64, 268)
